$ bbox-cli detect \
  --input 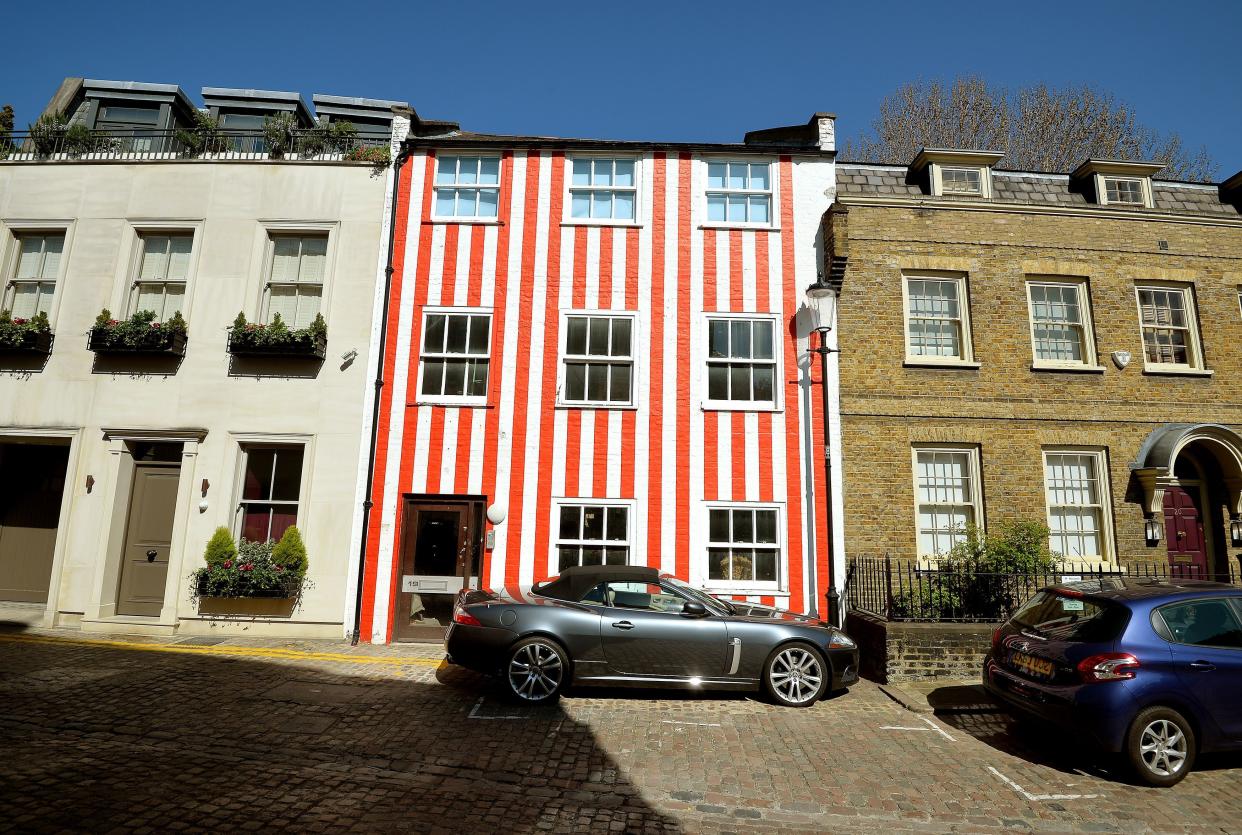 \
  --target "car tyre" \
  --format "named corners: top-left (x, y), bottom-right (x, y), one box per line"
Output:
top-left (763, 642), bottom-right (829, 708)
top-left (1125, 705), bottom-right (1196, 787)
top-left (504, 637), bottom-right (568, 705)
